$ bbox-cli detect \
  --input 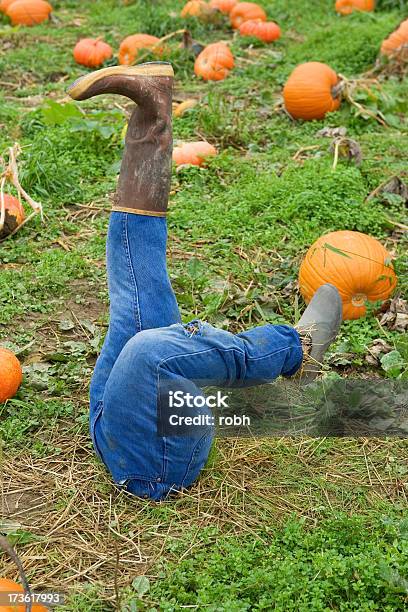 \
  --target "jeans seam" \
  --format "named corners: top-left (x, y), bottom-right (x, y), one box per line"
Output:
top-left (90, 400), bottom-right (107, 465)
top-left (181, 430), bottom-right (213, 487)
top-left (246, 344), bottom-right (302, 362)
top-left (162, 435), bottom-right (169, 482)
top-left (158, 345), bottom-right (246, 371)
top-left (116, 474), bottom-right (170, 484)
top-left (122, 213), bottom-right (142, 333)
top-left (158, 346), bottom-right (247, 391)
